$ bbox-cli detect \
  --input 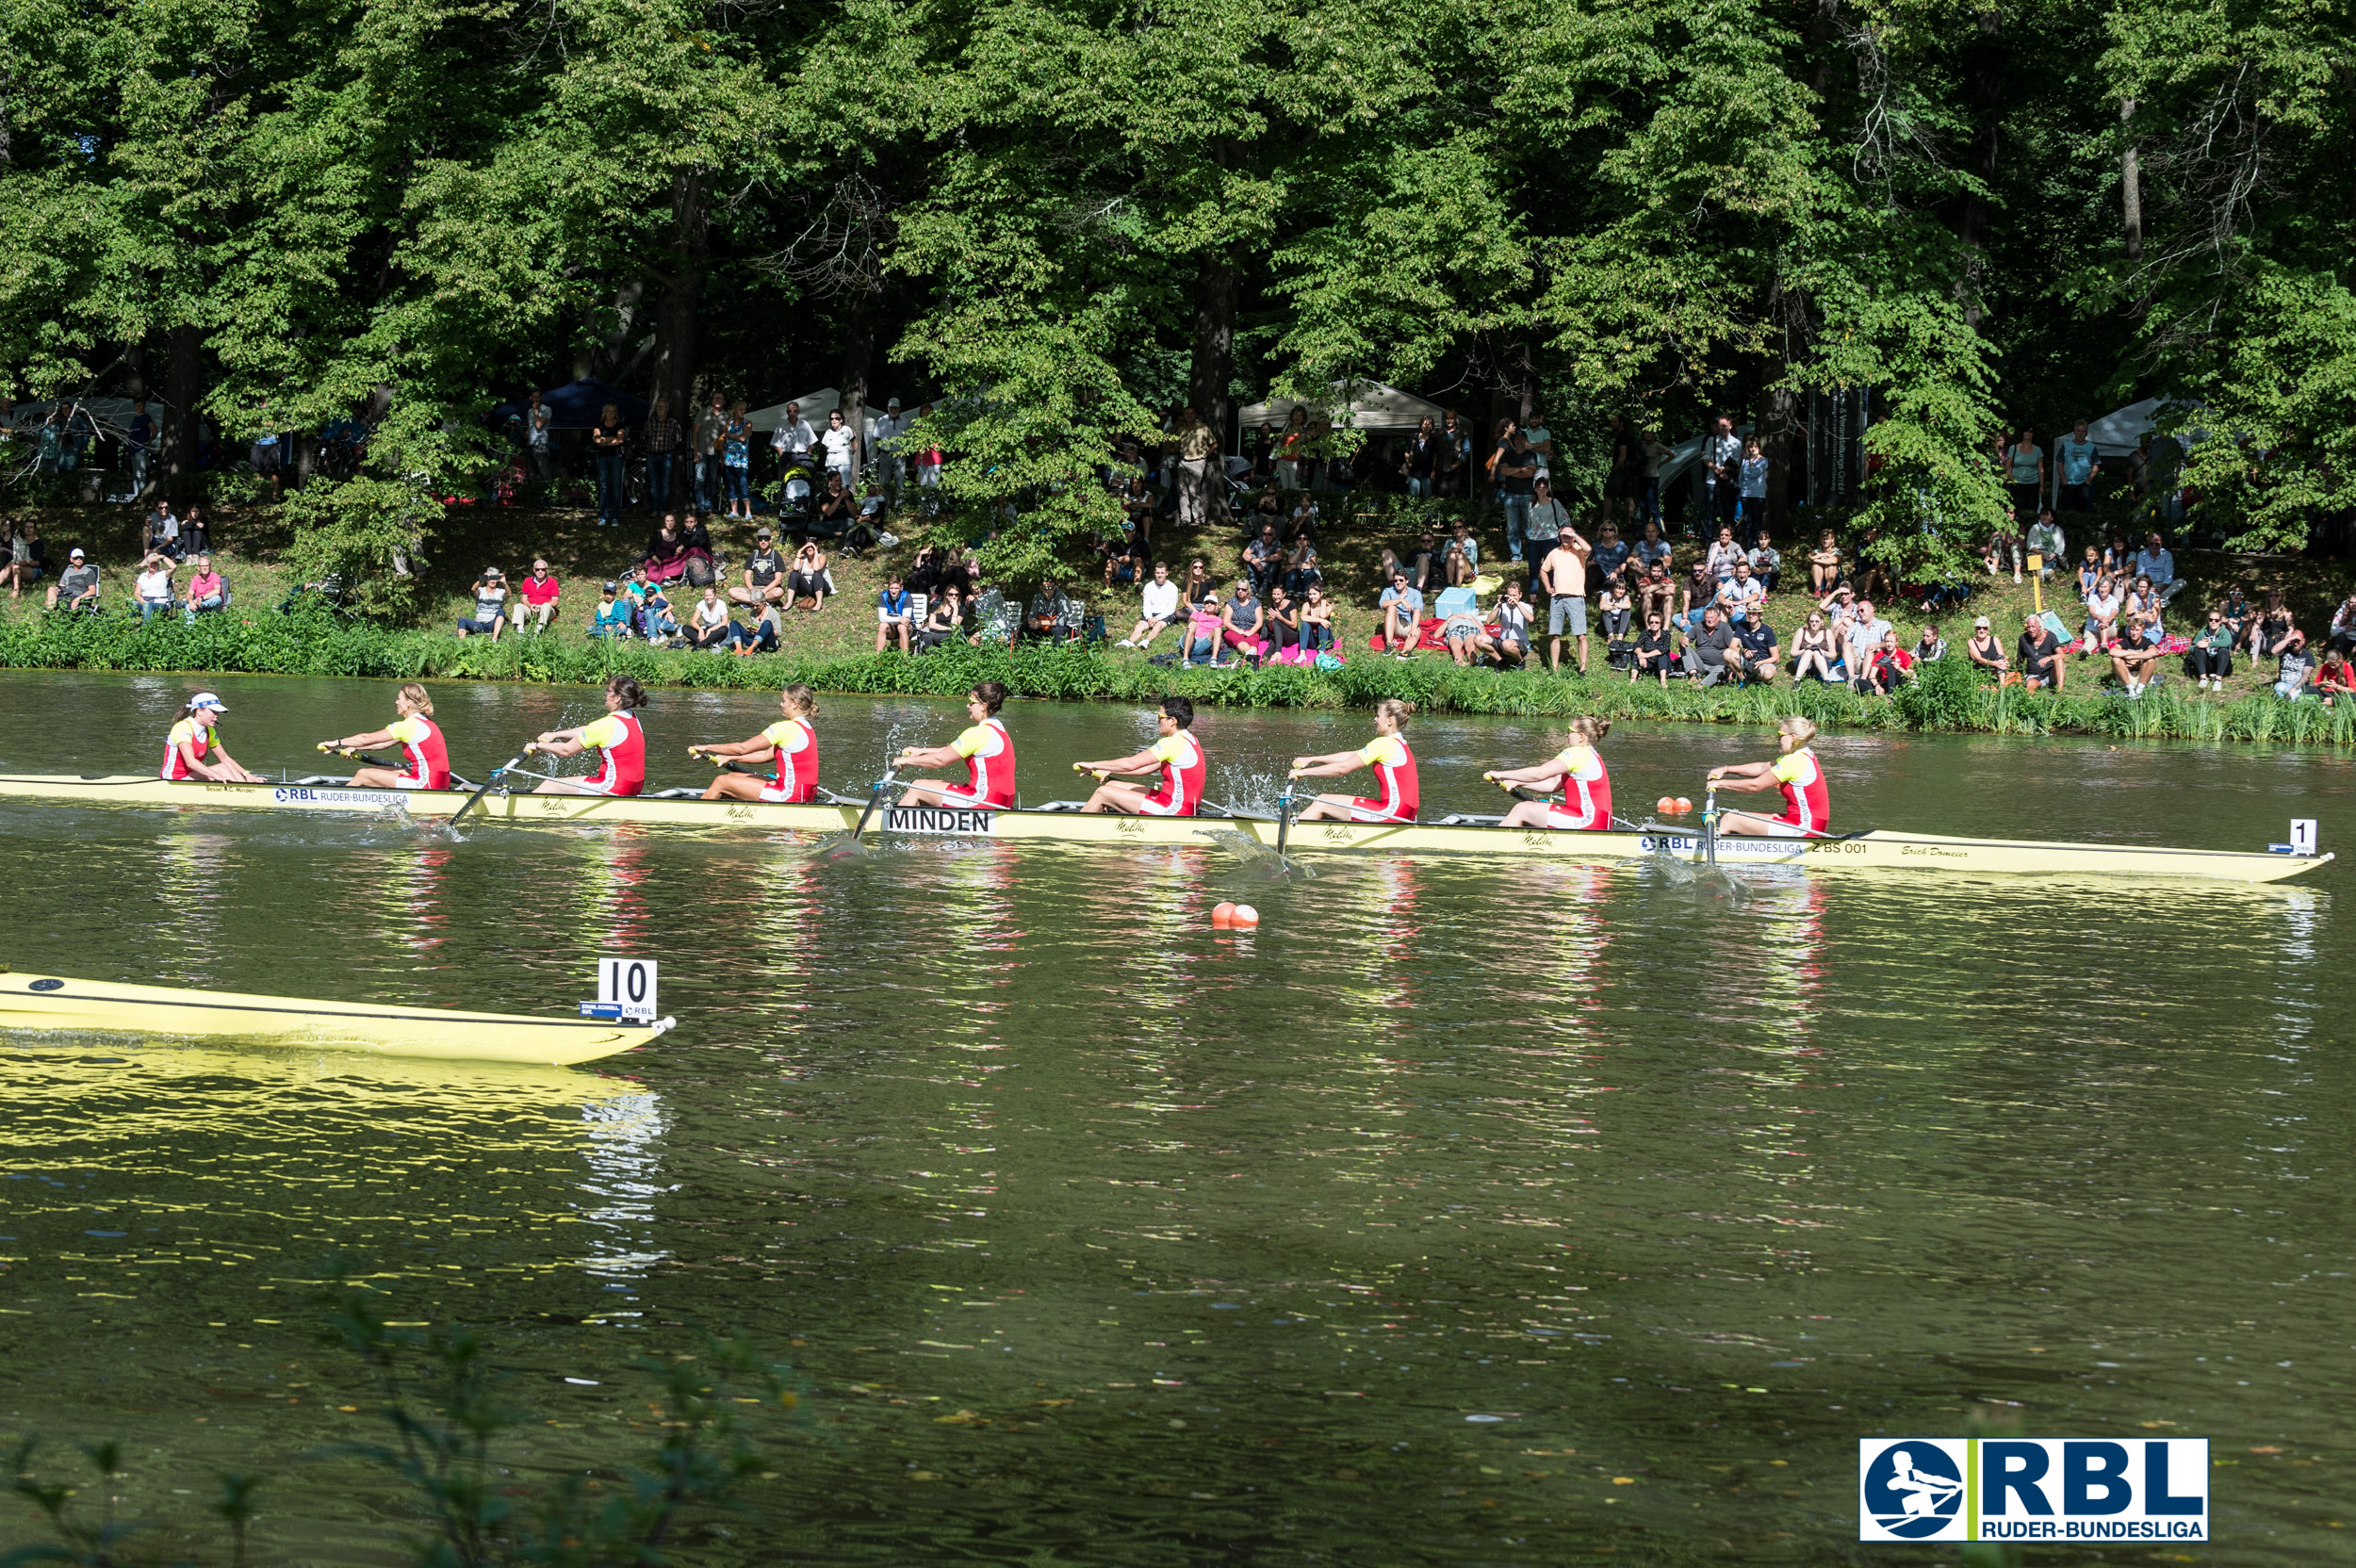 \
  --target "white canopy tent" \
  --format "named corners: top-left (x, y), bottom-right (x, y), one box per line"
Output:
top-left (744, 388), bottom-right (840, 433)
top-left (2083, 397), bottom-right (2164, 458)
top-left (2, 397), bottom-right (171, 433)
top-left (1236, 380), bottom-right (1448, 434)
